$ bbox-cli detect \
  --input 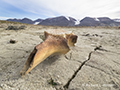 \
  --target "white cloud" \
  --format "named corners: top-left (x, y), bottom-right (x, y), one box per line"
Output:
top-left (1, 0), bottom-right (120, 19)
top-left (36, 0), bottom-right (120, 19)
